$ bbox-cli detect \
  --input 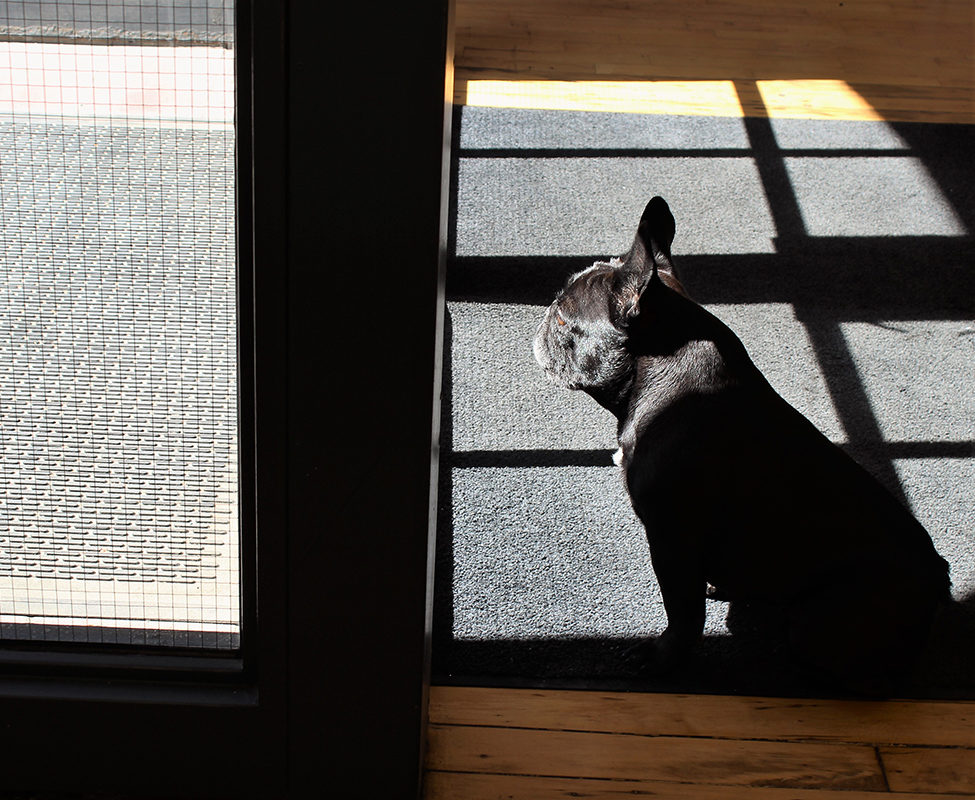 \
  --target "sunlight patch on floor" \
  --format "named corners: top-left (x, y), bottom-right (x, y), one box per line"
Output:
top-left (462, 79), bottom-right (744, 117)
top-left (460, 79), bottom-right (889, 121)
